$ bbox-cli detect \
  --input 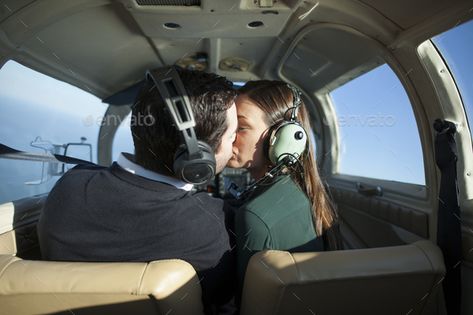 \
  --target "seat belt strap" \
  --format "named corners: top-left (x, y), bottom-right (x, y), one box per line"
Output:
top-left (0, 143), bottom-right (96, 166)
top-left (434, 119), bottom-right (462, 315)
